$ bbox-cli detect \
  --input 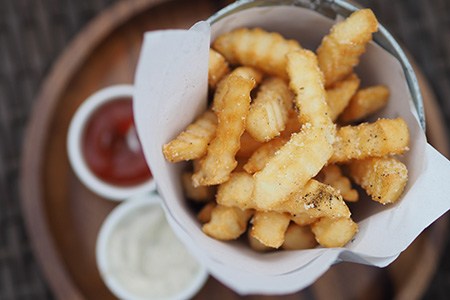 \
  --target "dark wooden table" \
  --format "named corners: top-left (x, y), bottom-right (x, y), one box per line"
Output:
top-left (1, 0), bottom-right (449, 299)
